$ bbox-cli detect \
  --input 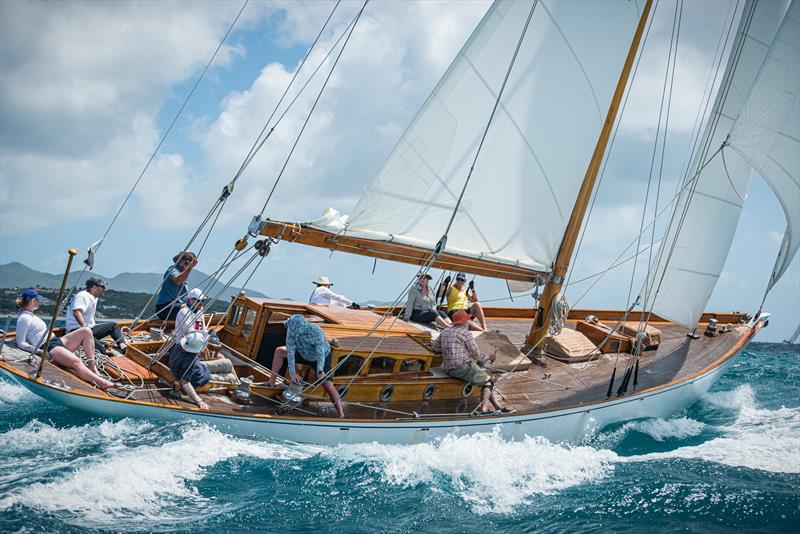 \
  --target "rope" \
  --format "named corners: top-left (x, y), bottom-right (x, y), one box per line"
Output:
top-left (96, 0), bottom-right (248, 255)
top-left (258, 0), bottom-right (369, 217)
